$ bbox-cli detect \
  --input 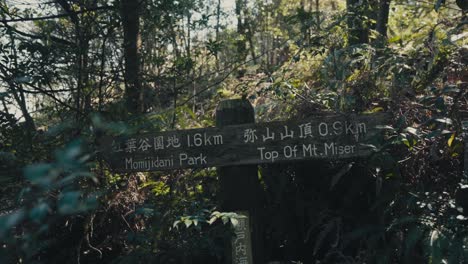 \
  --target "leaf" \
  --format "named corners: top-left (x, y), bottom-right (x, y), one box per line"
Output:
top-left (442, 86), bottom-right (459, 94)
top-left (84, 195), bottom-right (98, 211)
top-left (456, 215), bottom-right (466, 220)
top-left (359, 143), bottom-right (378, 152)
top-left (56, 140), bottom-right (83, 166)
top-left (425, 130), bottom-right (442, 139)
top-left (184, 219), bottom-right (192, 228)
top-left (447, 133), bottom-right (456, 147)
top-left (57, 171), bottom-right (92, 187)
top-left (430, 229), bottom-right (439, 247)
top-left (135, 207), bottom-right (155, 217)
top-left (402, 138), bottom-right (411, 149)
top-left (230, 217), bottom-right (239, 227)
top-left (330, 162), bottom-right (354, 190)
top-left (208, 216), bottom-right (217, 225)
top-left (430, 229), bottom-right (442, 264)
top-left (24, 163), bottom-right (55, 187)
top-left (434, 0), bottom-right (445, 11)
top-left (404, 127), bottom-right (418, 136)
top-left (210, 211), bottom-right (221, 217)
top-left (434, 118), bottom-right (452, 125)
top-left (58, 191), bottom-right (81, 215)
top-left (375, 125), bottom-right (395, 131)
top-left (0, 210), bottom-right (25, 233)
top-left (29, 203), bottom-right (50, 223)
top-left (364, 107), bottom-right (384, 113)
top-left (388, 36), bottom-right (401, 44)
